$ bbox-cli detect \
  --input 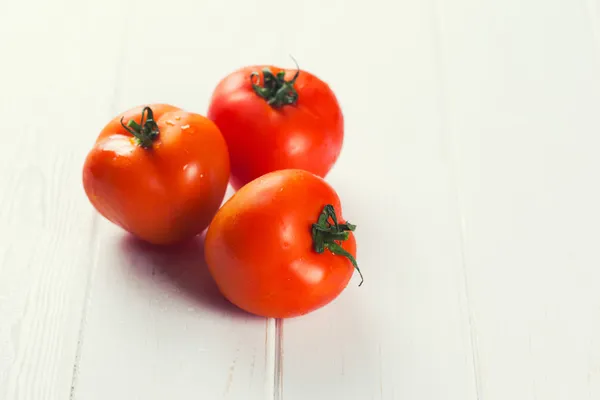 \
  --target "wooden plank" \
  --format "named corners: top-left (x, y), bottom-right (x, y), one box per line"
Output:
top-left (437, 0), bottom-right (600, 399)
top-left (277, 1), bottom-right (478, 399)
top-left (69, 0), bottom-right (288, 399)
top-left (71, 226), bottom-right (272, 400)
top-left (0, 1), bottom-right (125, 399)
